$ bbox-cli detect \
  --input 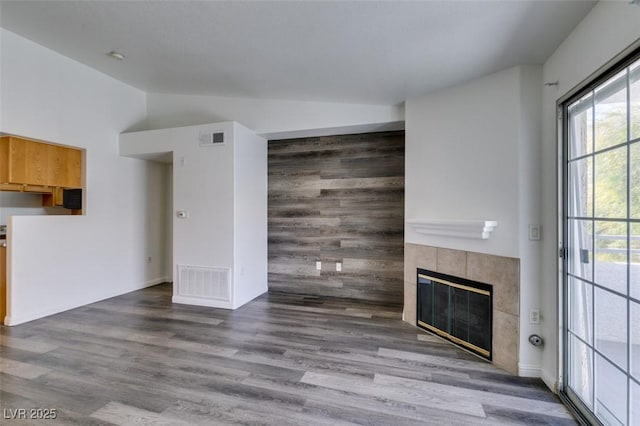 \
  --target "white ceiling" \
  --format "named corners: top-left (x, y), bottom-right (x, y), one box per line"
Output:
top-left (0, 0), bottom-right (596, 105)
